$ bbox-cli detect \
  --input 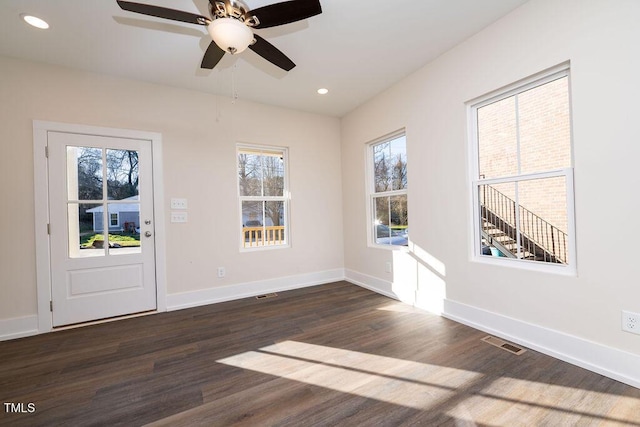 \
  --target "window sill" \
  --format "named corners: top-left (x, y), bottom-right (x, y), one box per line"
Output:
top-left (240, 243), bottom-right (290, 253)
top-left (369, 243), bottom-right (410, 252)
top-left (471, 255), bottom-right (577, 277)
